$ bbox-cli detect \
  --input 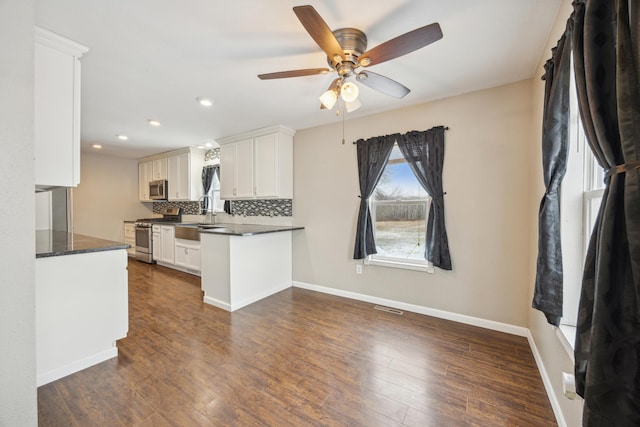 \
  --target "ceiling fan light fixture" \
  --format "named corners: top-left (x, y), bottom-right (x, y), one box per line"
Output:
top-left (340, 81), bottom-right (359, 103)
top-left (345, 98), bottom-right (362, 113)
top-left (319, 89), bottom-right (338, 110)
top-left (359, 57), bottom-right (371, 67)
